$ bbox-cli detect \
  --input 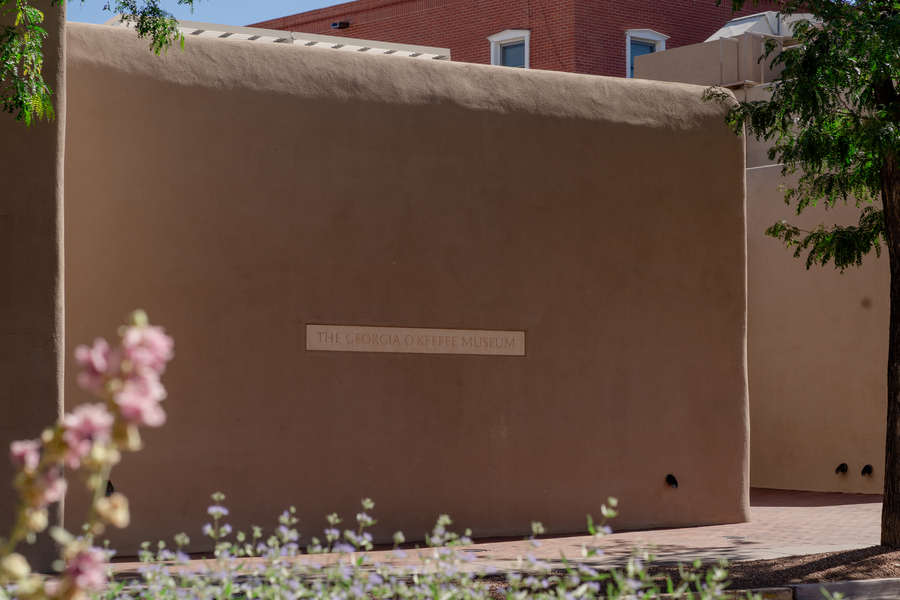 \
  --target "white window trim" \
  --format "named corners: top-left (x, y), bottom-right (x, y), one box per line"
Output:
top-left (488, 29), bottom-right (531, 68)
top-left (625, 29), bottom-right (668, 78)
